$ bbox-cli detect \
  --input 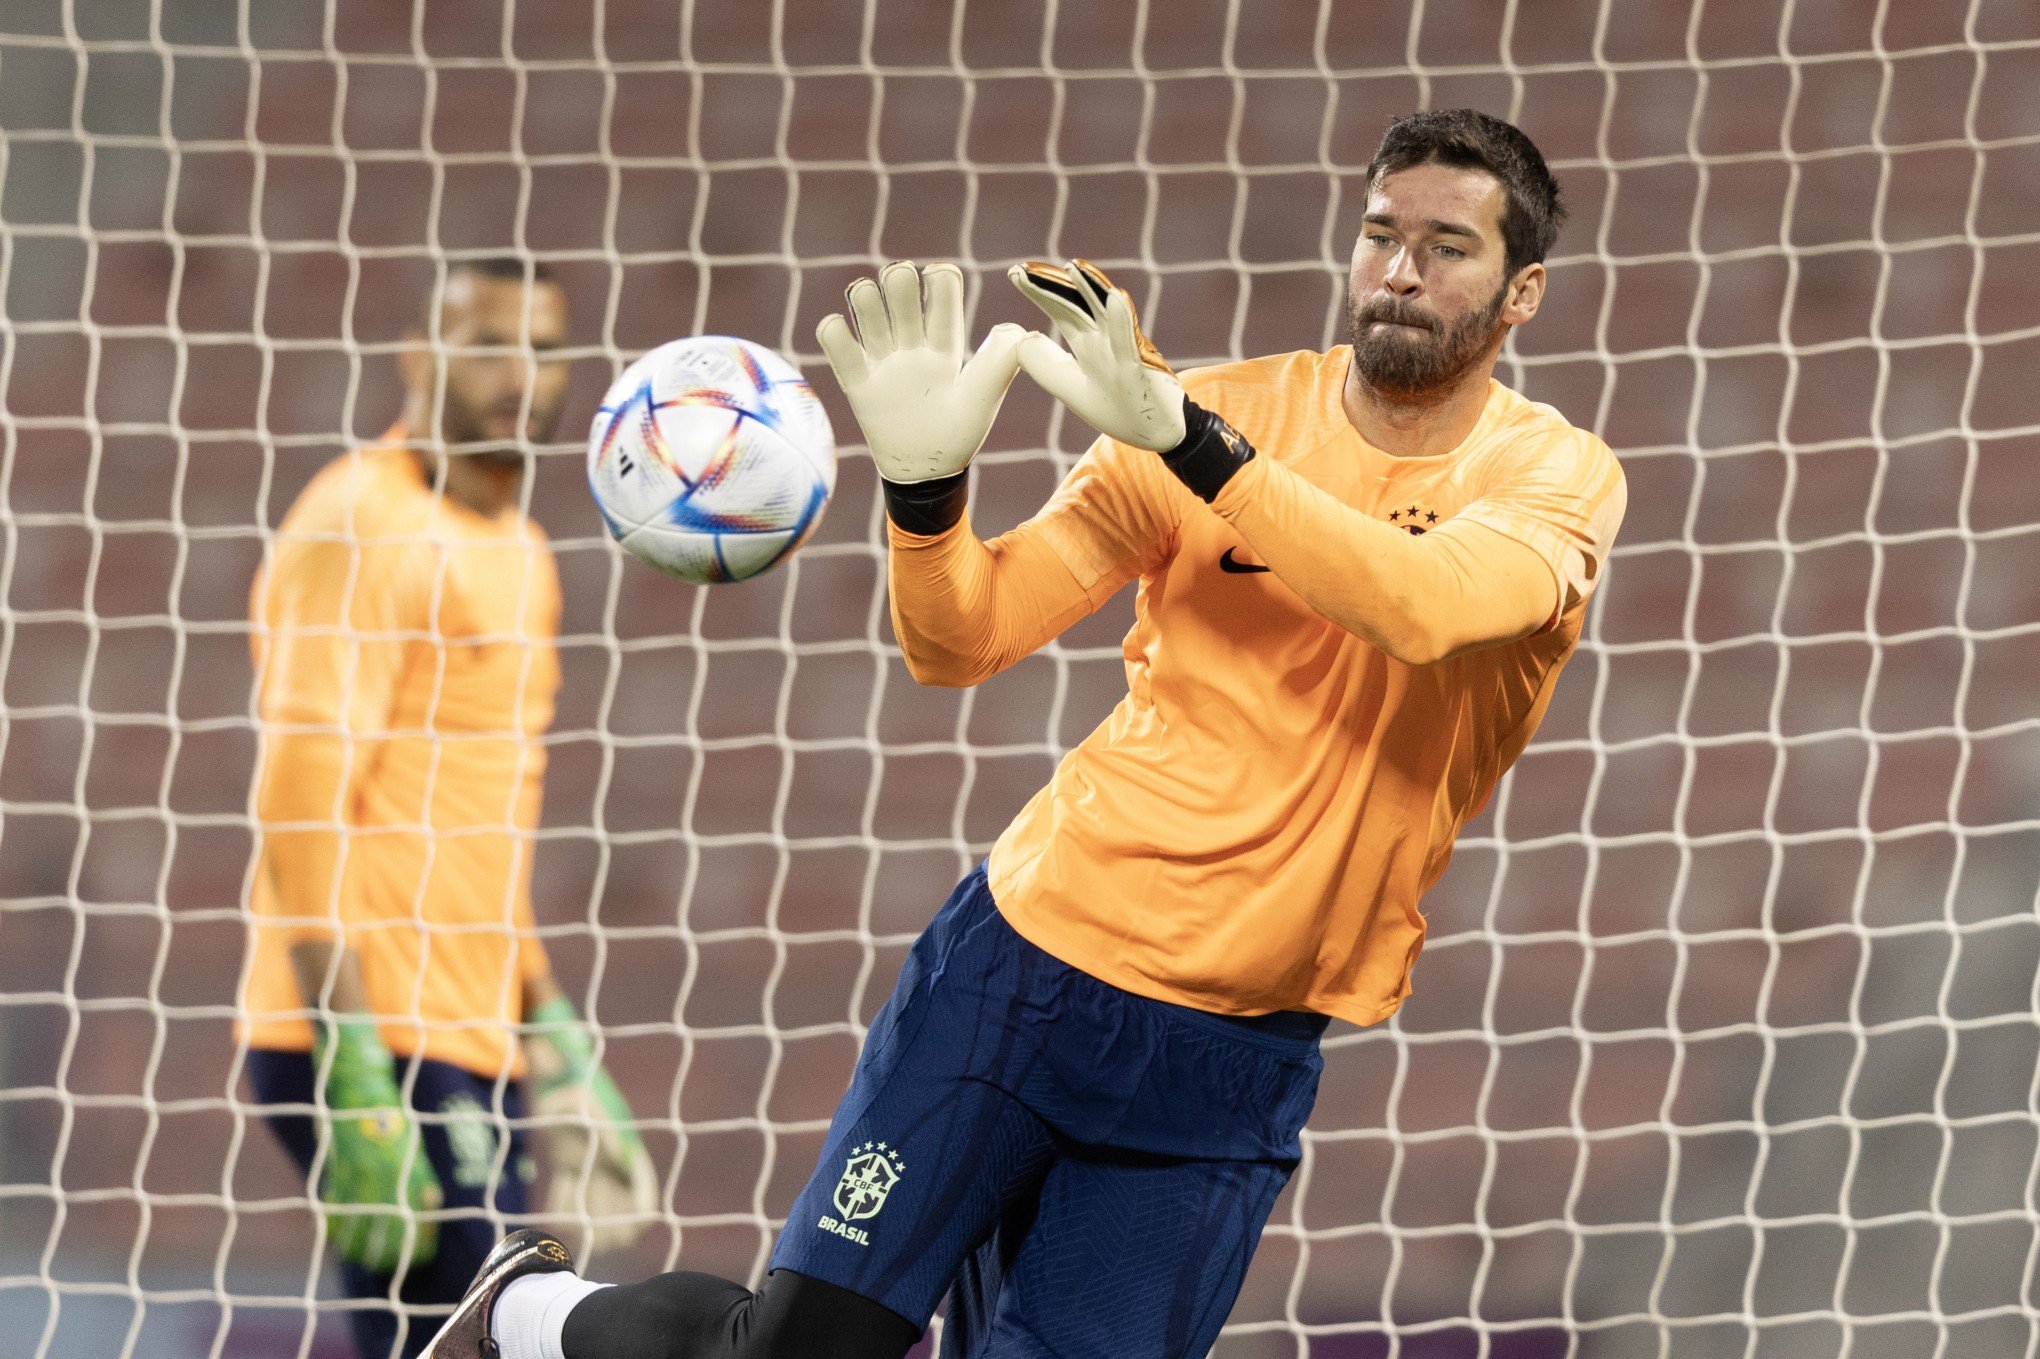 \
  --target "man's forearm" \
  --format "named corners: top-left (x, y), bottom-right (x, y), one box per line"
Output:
top-left (886, 517), bottom-right (1098, 688)
top-left (523, 969), bottom-right (564, 1022)
top-left (289, 936), bottom-right (369, 1016)
top-left (255, 729), bottom-right (358, 934)
top-left (1211, 454), bottom-right (1554, 665)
